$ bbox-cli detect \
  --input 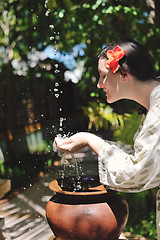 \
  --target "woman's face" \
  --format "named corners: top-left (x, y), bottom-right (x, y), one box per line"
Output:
top-left (97, 57), bottom-right (127, 103)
